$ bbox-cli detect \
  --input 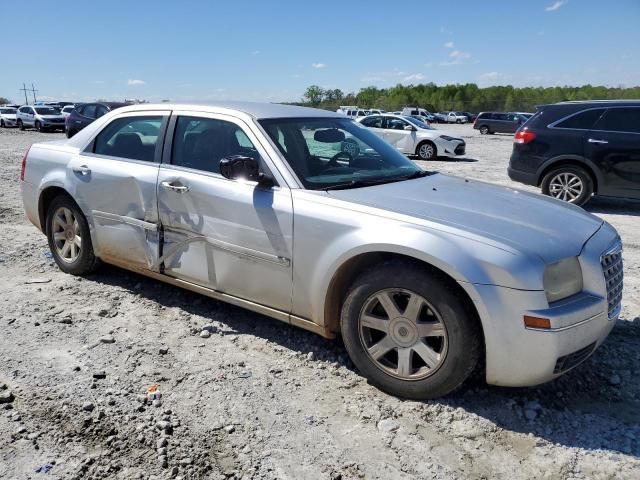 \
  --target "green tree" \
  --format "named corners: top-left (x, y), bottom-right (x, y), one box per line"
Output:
top-left (0, 97), bottom-right (10, 105)
top-left (303, 85), bottom-right (325, 106)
